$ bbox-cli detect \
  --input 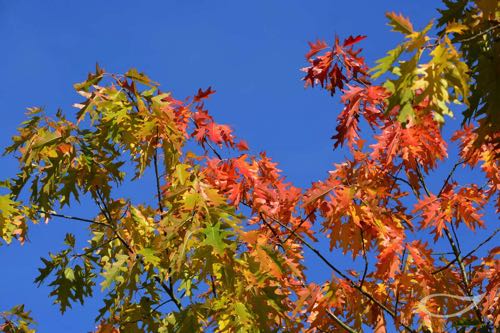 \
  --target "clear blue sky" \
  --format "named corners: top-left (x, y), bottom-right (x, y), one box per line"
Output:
top-left (1, 1), bottom-right (494, 332)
